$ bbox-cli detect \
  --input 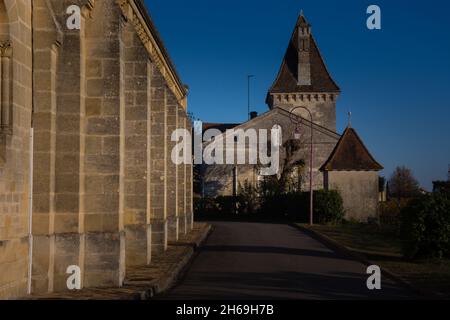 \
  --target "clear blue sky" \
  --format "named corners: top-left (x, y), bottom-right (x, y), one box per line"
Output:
top-left (144, 0), bottom-right (450, 190)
